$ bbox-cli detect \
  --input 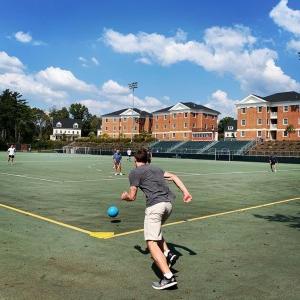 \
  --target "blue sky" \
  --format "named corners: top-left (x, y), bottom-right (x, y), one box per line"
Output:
top-left (0, 0), bottom-right (300, 117)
